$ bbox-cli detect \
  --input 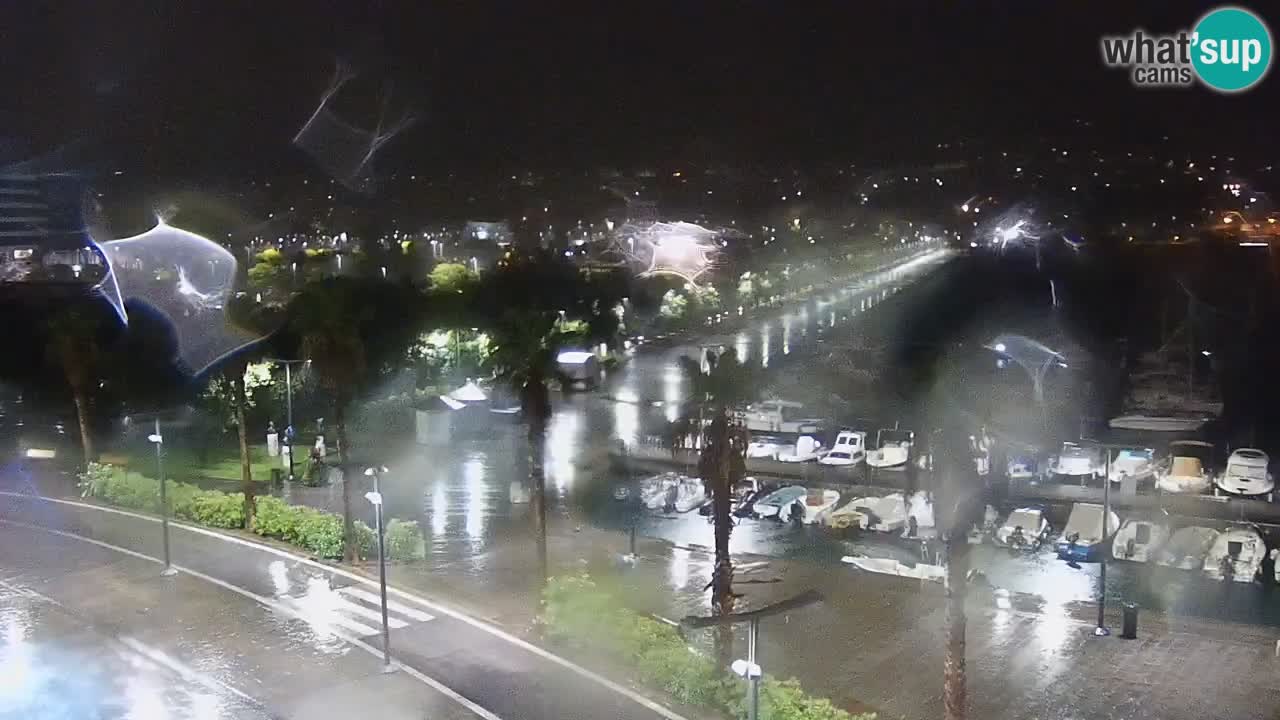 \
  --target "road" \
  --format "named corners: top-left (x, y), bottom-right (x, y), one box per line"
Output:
top-left (0, 493), bottom-right (689, 720)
